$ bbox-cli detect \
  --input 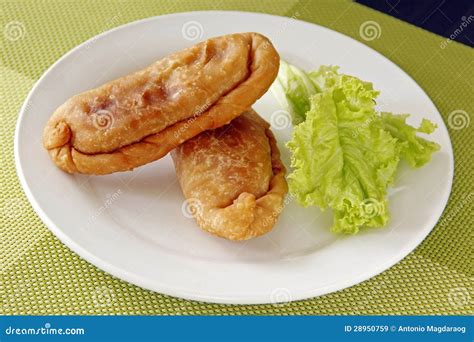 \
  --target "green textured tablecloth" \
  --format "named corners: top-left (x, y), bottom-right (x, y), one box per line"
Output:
top-left (1, 0), bottom-right (473, 315)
